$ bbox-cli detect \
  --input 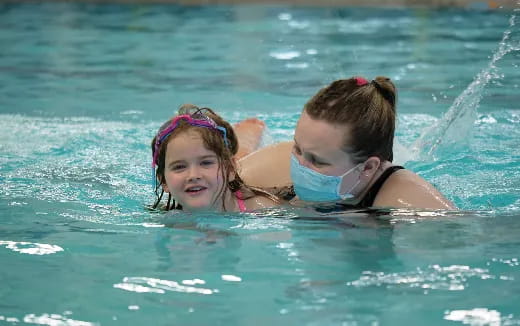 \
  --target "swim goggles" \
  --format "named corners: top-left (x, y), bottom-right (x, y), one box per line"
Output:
top-left (151, 113), bottom-right (229, 168)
